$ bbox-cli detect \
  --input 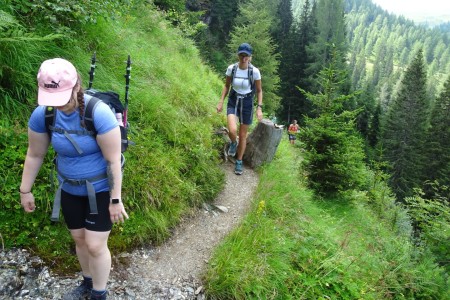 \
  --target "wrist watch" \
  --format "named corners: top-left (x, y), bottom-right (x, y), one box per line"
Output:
top-left (111, 198), bottom-right (121, 204)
